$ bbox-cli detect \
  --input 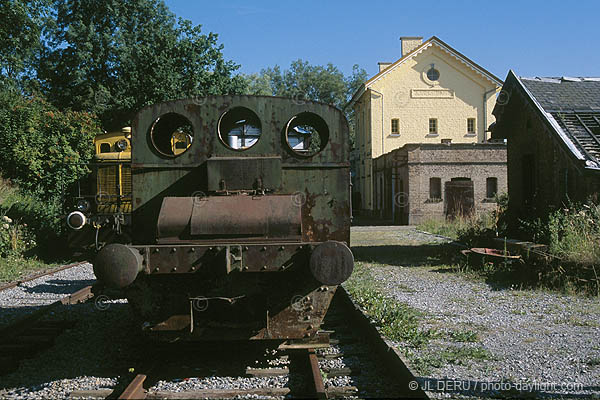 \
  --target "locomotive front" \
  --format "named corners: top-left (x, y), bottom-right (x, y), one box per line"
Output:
top-left (93, 96), bottom-right (353, 342)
